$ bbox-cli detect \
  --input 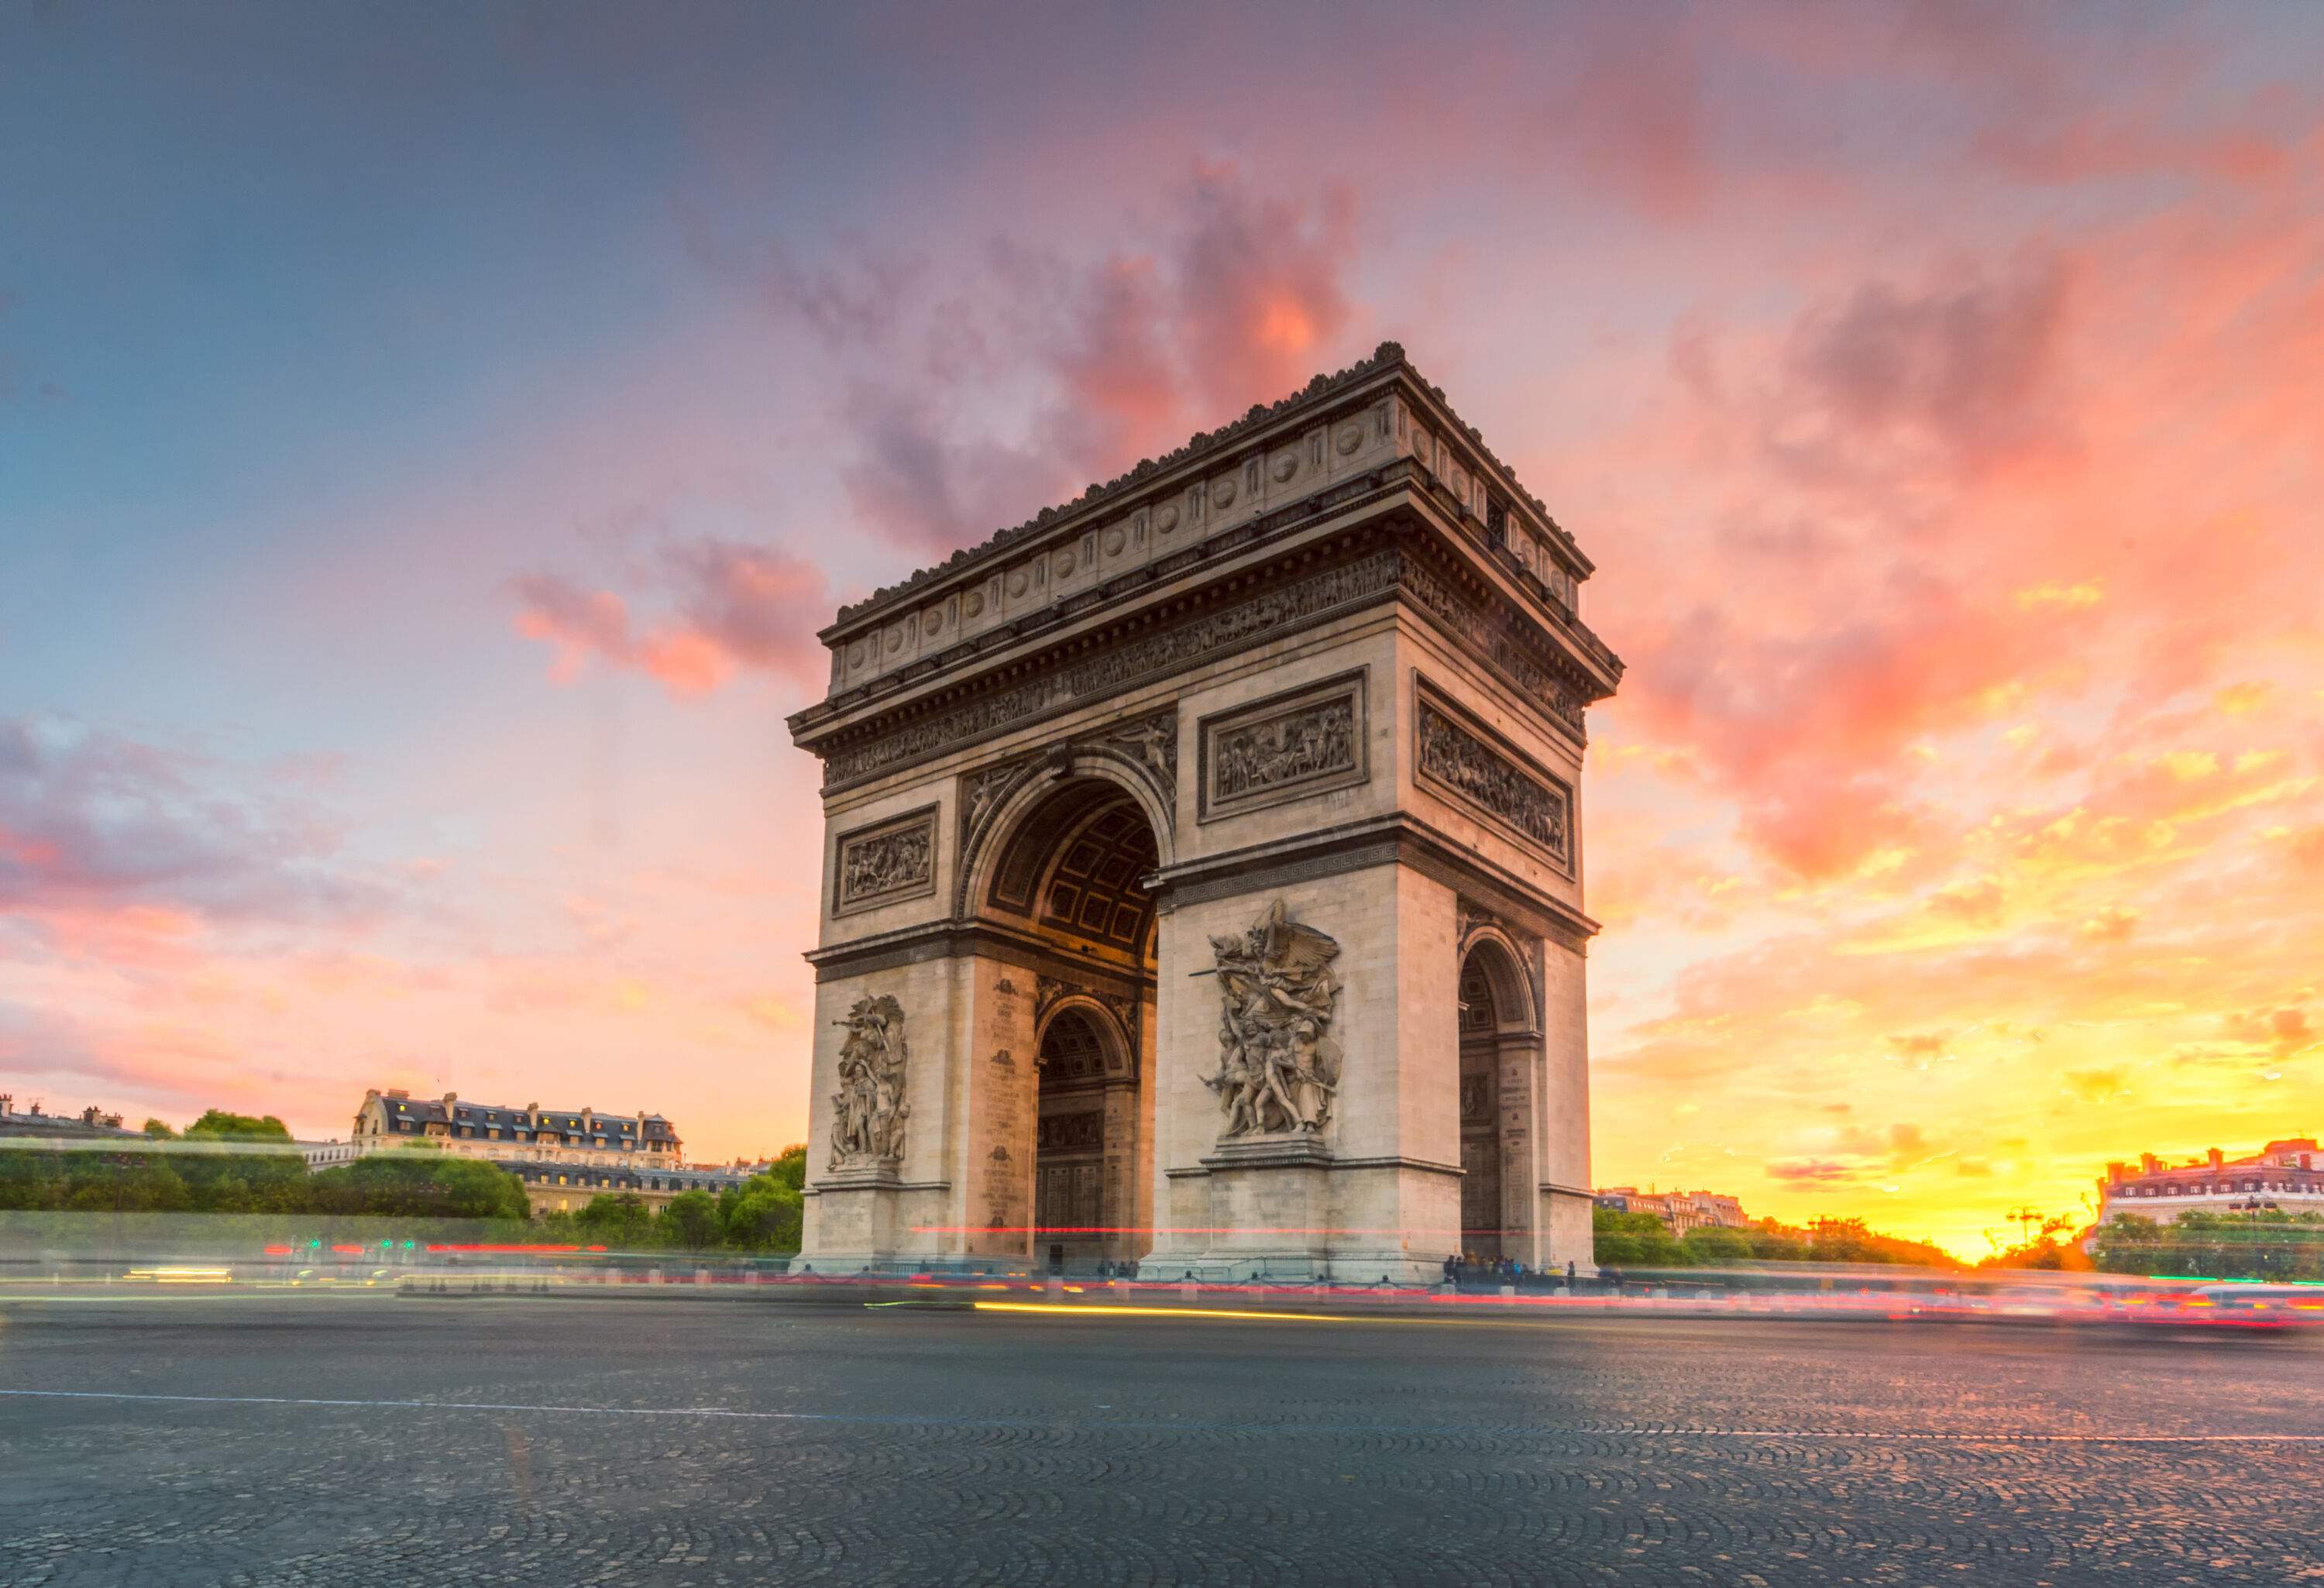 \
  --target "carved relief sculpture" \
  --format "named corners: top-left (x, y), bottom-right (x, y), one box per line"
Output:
top-left (828, 994), bottom-right (909, 1169)
top-left (962, 762), bottom-right (1021, 837)
top-left (1103, 711), bottom-right (1178, 785)
top-left (1199, 673), bottom-right (1368, 820)
top-left (1219, 700), bottom-right (1349, 796)
top-left (1202, 901), bottom-right (1343, 1136)
top-left (834, 807), bottom-right (937, 913)
top-left (1415, 693), bottom-right (1570, 862)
